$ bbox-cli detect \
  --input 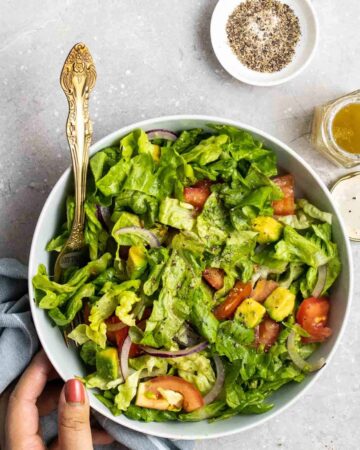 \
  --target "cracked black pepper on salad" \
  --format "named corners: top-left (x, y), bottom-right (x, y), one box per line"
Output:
top-left (33, 125), bottom-right (341, 422)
